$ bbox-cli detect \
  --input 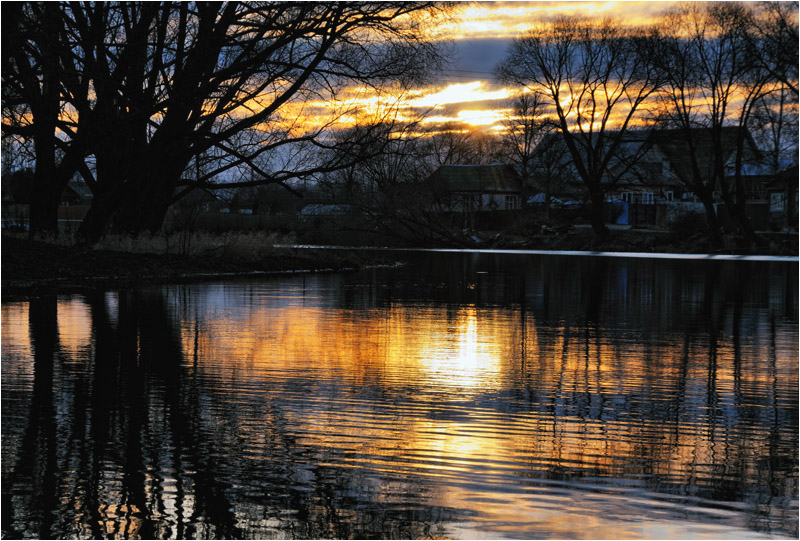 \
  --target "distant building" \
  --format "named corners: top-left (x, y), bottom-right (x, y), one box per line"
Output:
top-left (426, 164), bottom-right (523, 213)
top-left (530, 127), bottom-right (773, 227)
top-left (61, 177), bottom-right (94, 205)
top-left (1, 171), bottom-right (94, 230)
top-left (767, 164), bottom-right (799, 232)
top-left (644, 127), bottom-right (767, 199)
top-left (300, 204), bottom-right (352, 217)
